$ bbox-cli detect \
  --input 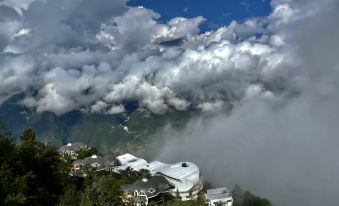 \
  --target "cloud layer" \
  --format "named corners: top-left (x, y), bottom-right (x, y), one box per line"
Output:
top-left (0, 0), bottom-right (300, 115)
top-left (1, 0), bottom-right (339, 205)
top-left (155, 0), bottom-right (339, 206)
